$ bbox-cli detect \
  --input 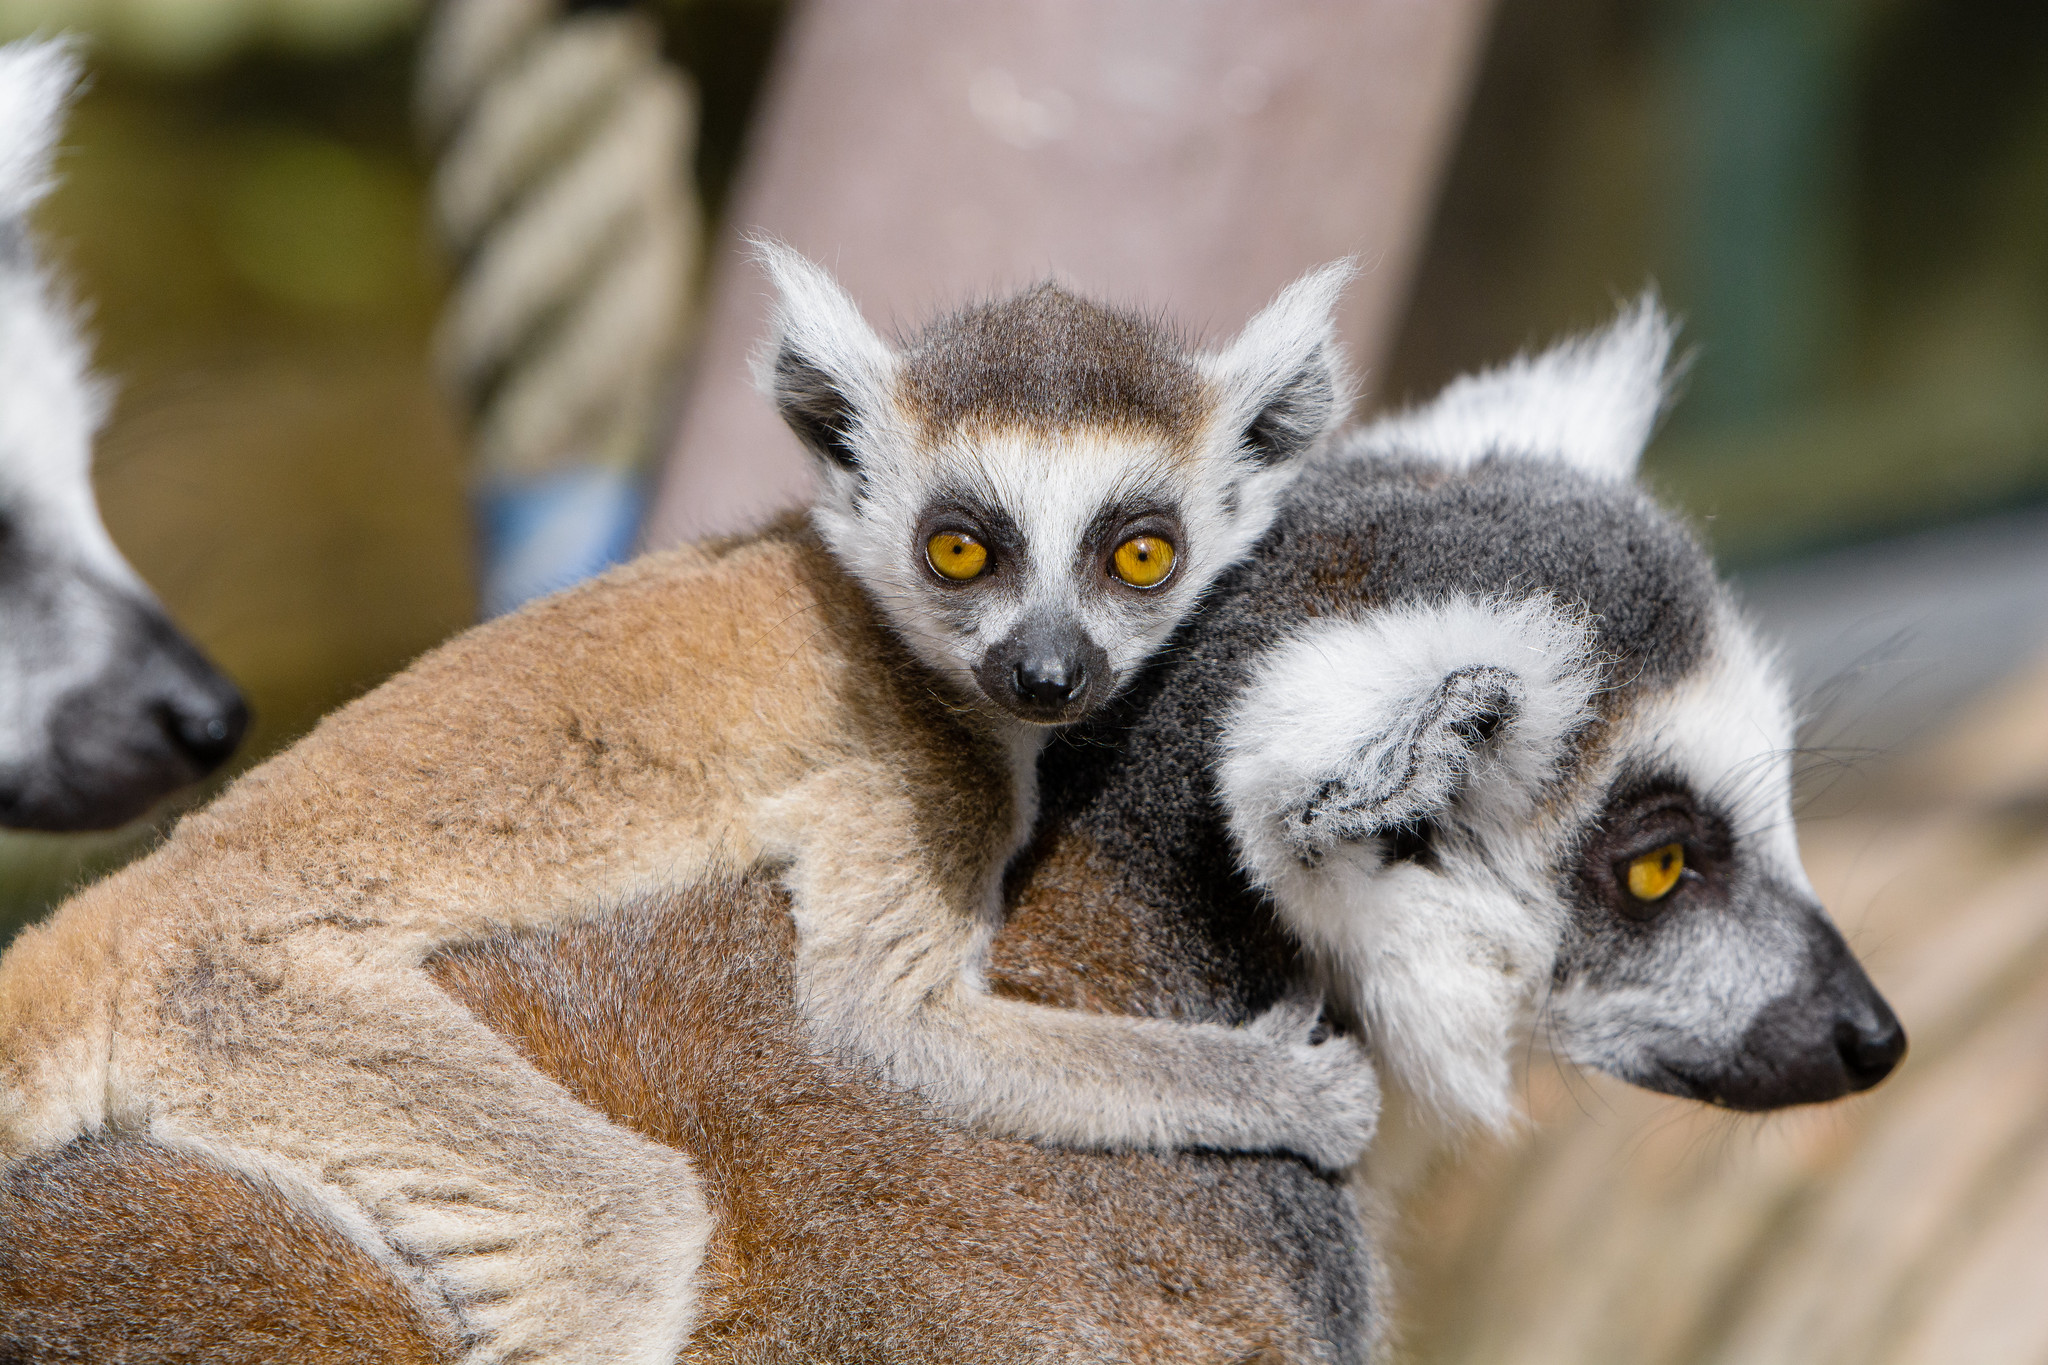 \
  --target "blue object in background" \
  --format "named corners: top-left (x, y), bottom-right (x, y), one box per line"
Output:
top-left (475, 466), bottom-right (645, 619)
